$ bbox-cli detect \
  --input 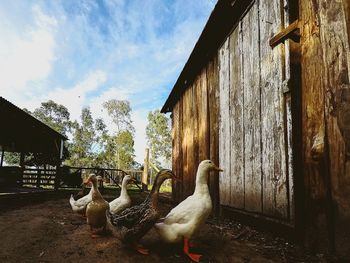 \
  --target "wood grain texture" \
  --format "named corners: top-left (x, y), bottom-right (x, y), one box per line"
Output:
top-left (259, 0), bottom-right (288, 218)
top-left (219, 37), bottom-right (231, 206)
top-left (208, 55), bottom-right (220, 215)
top-left (318, 0), bottom-right (350, 255)
top-left (242, 3), bottom-right (262, 213)
top-left (172, 101), bottom-right (181, 202)
top-left (181, 88), bottom-right (190, 199)
top-left (198, 68), bottom-right (210, 162)
top-left (283, 0), bottom-right (296, 224)
top-left (192, 77), bottom-right (200, 188)
top-left (229, 24), bottom-right (244, 209)
top-left (300, 0), bottom-right (331, 251)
